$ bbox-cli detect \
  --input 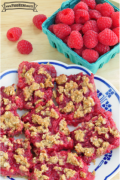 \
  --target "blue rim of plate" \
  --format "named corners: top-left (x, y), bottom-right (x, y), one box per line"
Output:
top-left (0, 61), bottom-right (120, 180)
